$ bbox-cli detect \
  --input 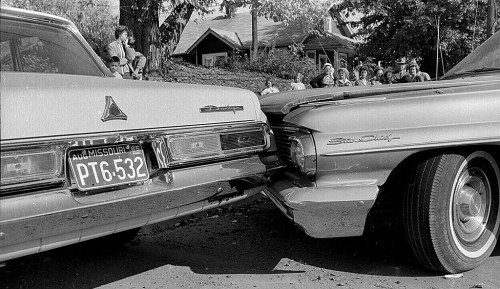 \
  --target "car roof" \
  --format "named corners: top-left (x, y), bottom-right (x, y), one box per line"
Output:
top-left (0, 6), bottom-right (74, 26)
